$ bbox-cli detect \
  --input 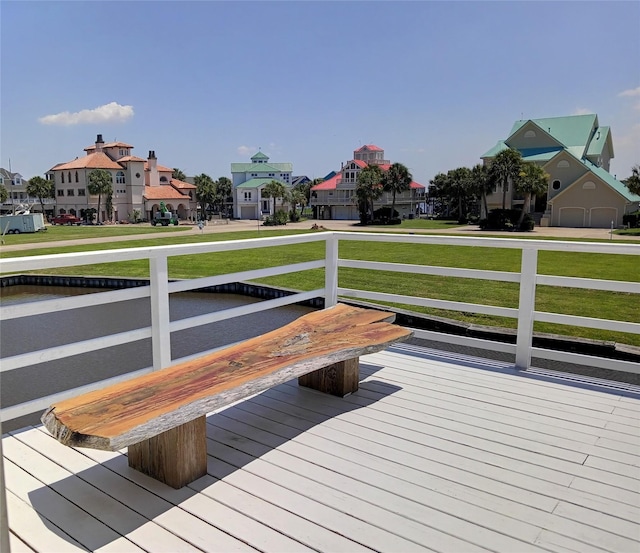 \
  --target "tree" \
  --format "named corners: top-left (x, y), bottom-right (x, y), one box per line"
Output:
top-left (446, 167), bottom-right (474, 224)
top-left (489, 149), bottom-right (523, 209)
top-left (262, 180), bottom-right (289, 216)
top-left (471, 164), bottom-right (491, 218)
top-left (172, 168), bottom-right (187, 181)
top-left (214, 176), bottom-right (232, 217)
top-left (382, 162), bottom-right (412, 220)
top-left (87, 169), bottom-right (113, 224)
top-left (290, 189), bottom-right (307, 219)
top-left (428, 172), bottom-right (452, 217)
top-left (26, 176), bottom-right (55, 215)
top-left (624, 164), bottom-right (640, 196)
top-left (194, 173), bottom-right (216, 219)
top-left (356, 165), bottom-right (384, 224)
top-left (0, 184), bottom-right (7, 204)
top-left (516, 162), bottom-right (549, 227)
